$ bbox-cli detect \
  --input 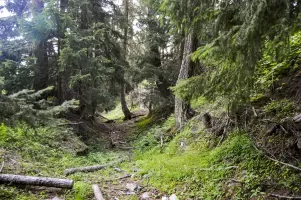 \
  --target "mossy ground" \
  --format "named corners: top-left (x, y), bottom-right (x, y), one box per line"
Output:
top-left (130, 115), bottom-right (301, 199)
top-left (0, 122), bottom-right (130, 200)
